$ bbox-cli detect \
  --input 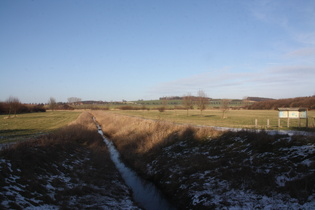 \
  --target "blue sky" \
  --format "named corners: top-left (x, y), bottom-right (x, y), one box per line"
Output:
top-left (1, 0), bottom-right (315, 103)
